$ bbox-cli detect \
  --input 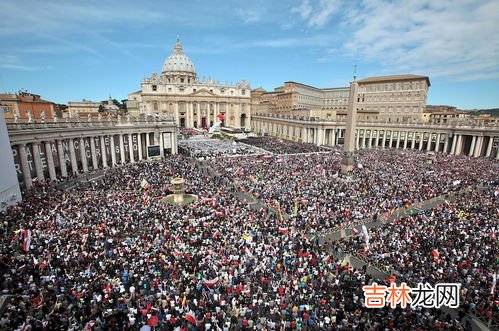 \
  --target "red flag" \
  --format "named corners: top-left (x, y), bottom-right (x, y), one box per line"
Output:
top-left (21, 229), bottom-right (31, 252)
top-left (203, 277), bottom-right (220, 287)
top-left (432, 250), bottom-right (439, 258)
top-left (278, 227), bottom-right (289, 234)
top-left (185, 312), bottom-right (197, 325)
